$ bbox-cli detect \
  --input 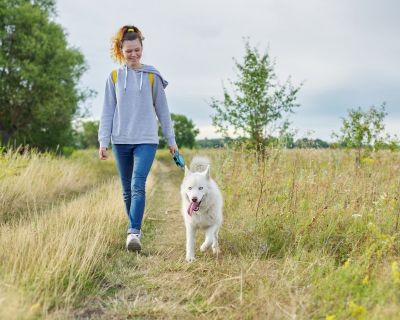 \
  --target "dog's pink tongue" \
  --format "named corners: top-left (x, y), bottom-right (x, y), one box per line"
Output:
top-left (187, 202), bottom-right (199, 216)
